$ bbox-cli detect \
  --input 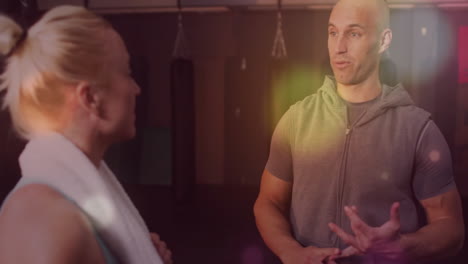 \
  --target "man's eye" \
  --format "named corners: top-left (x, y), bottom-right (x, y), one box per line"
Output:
top-left (329, 31), bottom-right (337, 37)
top-left (350, 32), bottom-right (361, 38)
